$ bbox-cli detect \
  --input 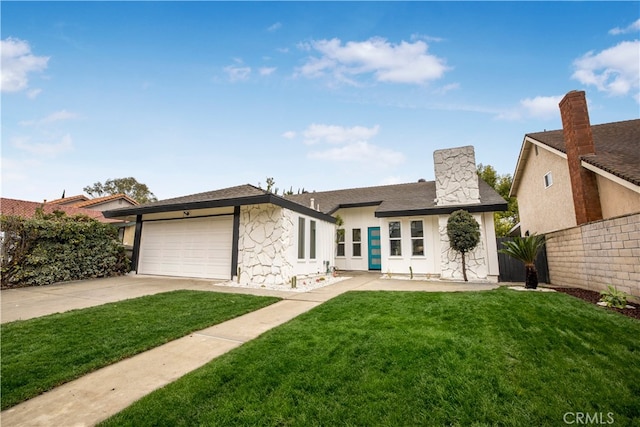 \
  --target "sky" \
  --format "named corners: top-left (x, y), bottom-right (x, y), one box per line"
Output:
top-left (2, 1), bottom-right (639, 202)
